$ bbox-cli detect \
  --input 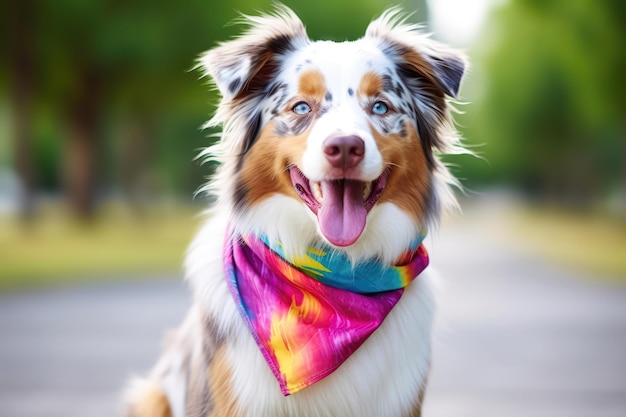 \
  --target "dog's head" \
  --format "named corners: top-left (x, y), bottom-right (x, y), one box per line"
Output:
top-left (199, 6), bottom-right (466, 262)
